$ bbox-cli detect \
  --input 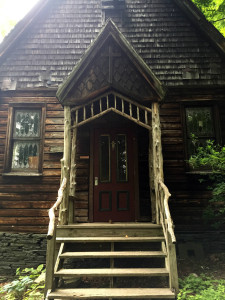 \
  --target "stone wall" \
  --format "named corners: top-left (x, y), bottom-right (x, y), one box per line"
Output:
top-left (176, 231), bottom-right (225, 260)
top-left (0, 233), bottom-right (46, 278)
top-left (0, 230), bottom-right (225, 279)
